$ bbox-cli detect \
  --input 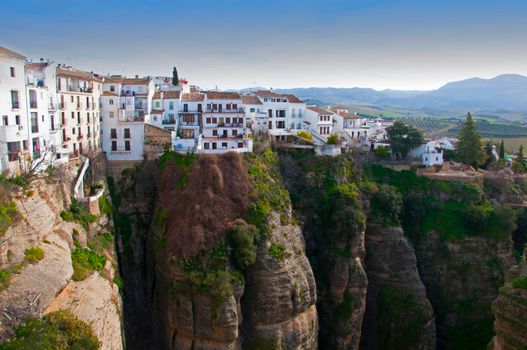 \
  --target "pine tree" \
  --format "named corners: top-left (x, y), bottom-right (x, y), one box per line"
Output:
top-left (519, 145), bottom-right (525, 164)
top-left (456, 113), bottom-right (485, 168)
top-left (499, 140), bottom-right (505, 159)
top-left (172, 67), bottom-right (179, 86)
